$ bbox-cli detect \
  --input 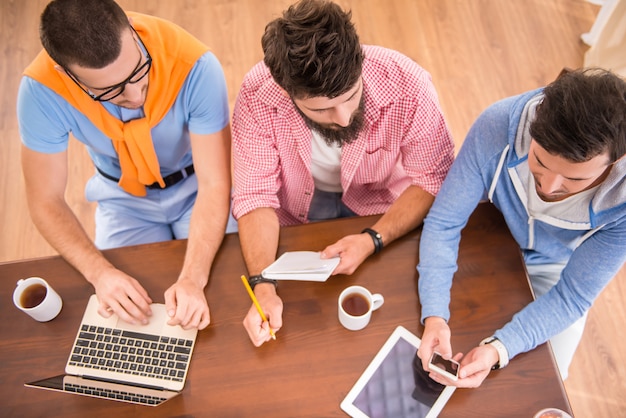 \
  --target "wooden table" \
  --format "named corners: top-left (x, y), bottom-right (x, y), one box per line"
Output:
top-left (0, 202), bottom-right (571, 417)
